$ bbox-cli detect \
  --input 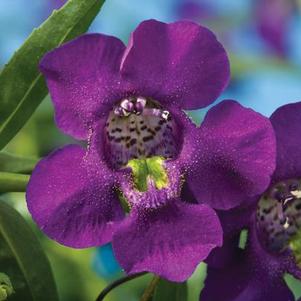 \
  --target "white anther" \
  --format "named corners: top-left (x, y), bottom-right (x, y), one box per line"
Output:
top-left (284, 217), bottom-right (290, 229)
top-left (161, 110), bottom-right (170, 120)
top-left (136, 97), bottom-right (147, 107)
top-left (291, 190), bottom-right (301, 199)
top-left (122, 108), bottom-right (130, 116)
top-left (120, 99), bottom-right (133, 110)
top-left (114, 107), bottom-right (123, 116)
